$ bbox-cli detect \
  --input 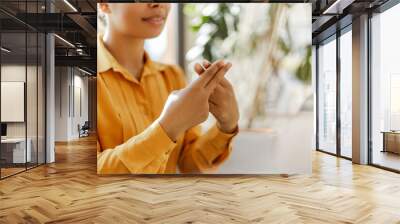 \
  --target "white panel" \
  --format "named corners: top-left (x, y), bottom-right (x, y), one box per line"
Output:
top-left (1, 82), bottom-right (25, 122)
